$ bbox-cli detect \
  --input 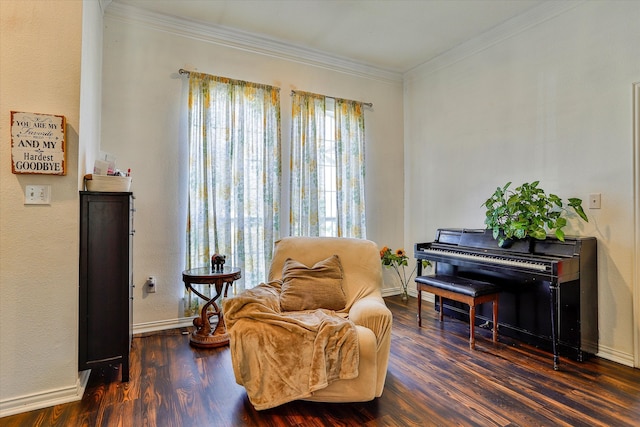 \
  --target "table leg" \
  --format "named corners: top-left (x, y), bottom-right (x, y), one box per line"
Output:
top-left (190, 285), bottom-right (230, 348)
